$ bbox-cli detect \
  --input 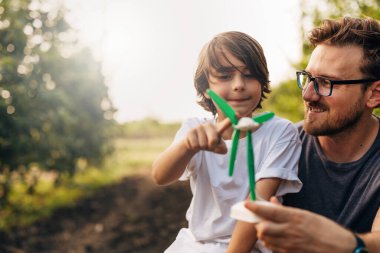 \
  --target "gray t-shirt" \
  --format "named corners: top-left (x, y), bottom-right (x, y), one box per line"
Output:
top-left (284, 119), bottom-right (380, 233)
